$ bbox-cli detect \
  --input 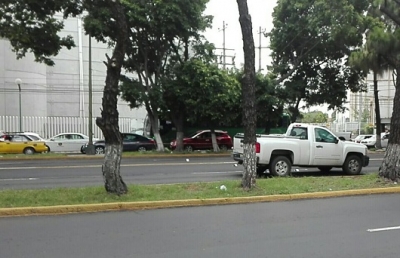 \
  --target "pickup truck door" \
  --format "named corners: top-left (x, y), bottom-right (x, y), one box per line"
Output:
top-left (312, 128), bottom-right (342, 166)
